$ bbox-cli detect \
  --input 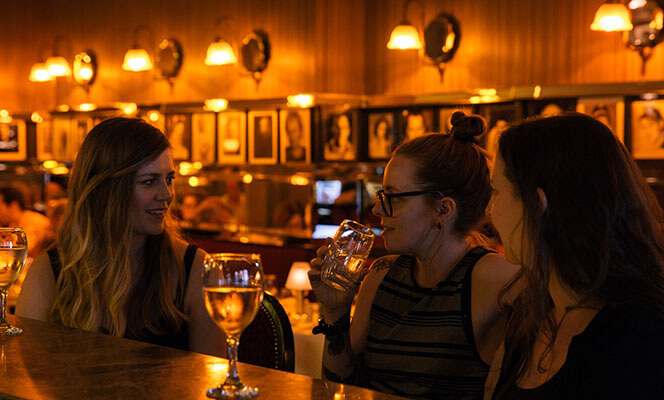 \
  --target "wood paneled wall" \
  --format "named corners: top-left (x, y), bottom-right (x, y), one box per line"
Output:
top-left (365, 0), bottom-right (663, 95)
top-left (0, 0), bottom-right (365, 113)
top-left (3, 0), bottom-right (664, 113)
